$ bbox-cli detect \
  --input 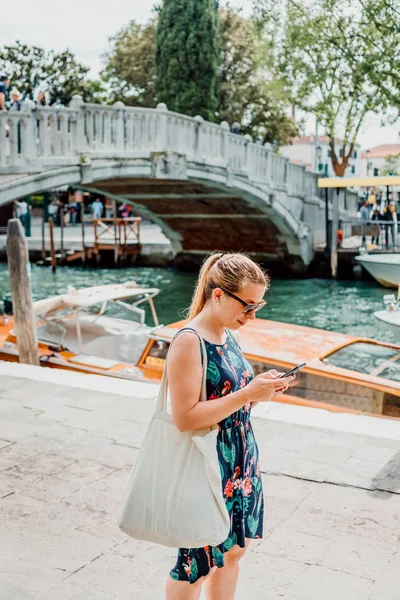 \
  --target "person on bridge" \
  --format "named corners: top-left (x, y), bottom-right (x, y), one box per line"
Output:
top-left (165, 252), bottom-right (295, 599)
top-left (91, 198), bottom-right (103, 220)
top-left (360, 199), bottom-right (370, 246)
top-left (0, 75), bottom-right (9, 111)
